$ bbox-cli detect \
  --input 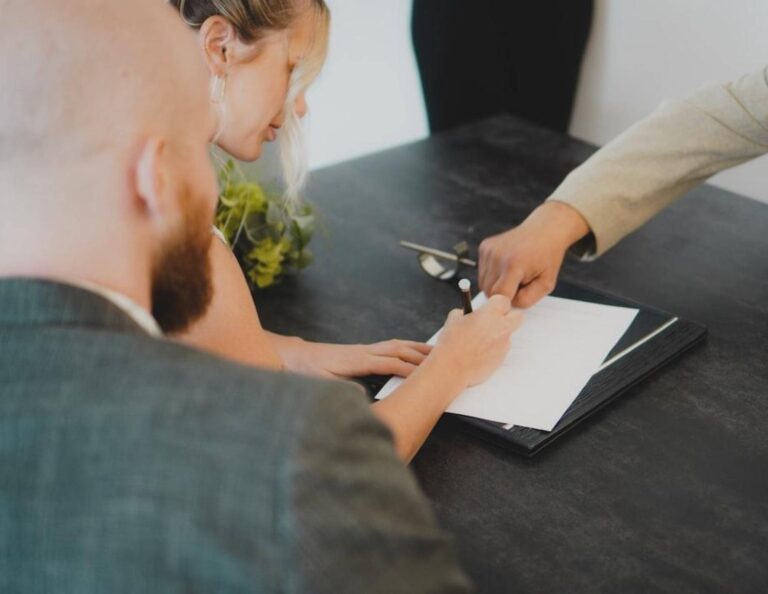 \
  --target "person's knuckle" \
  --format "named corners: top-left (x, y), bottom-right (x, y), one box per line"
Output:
top-left (508, 263), bottom-right (525, 278)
